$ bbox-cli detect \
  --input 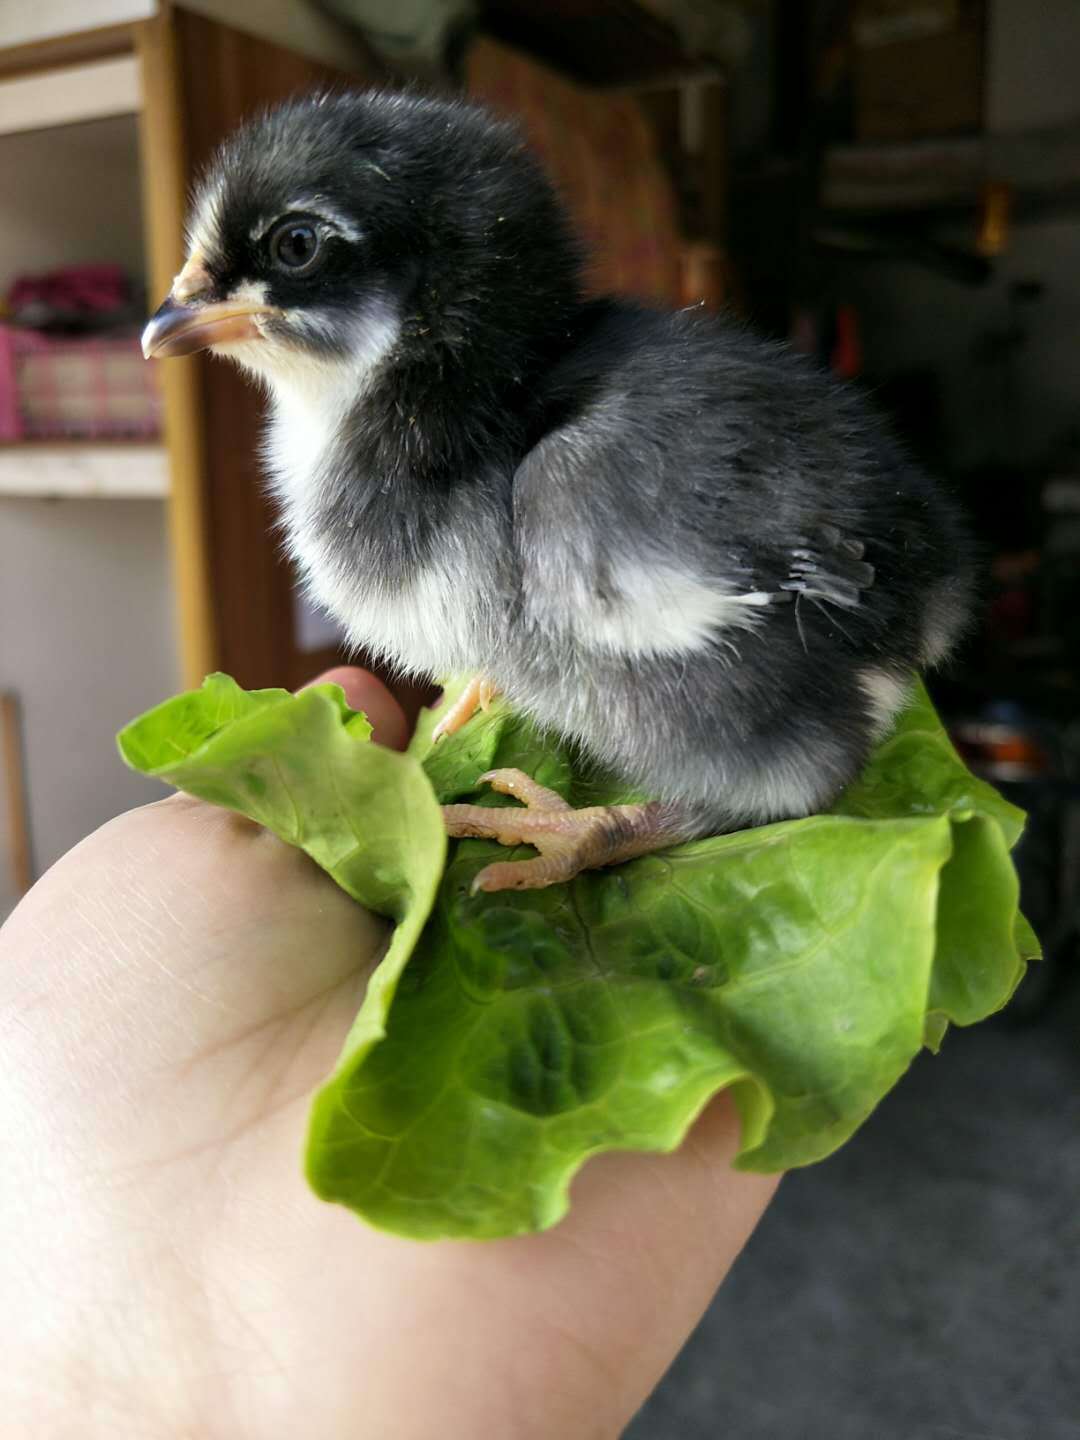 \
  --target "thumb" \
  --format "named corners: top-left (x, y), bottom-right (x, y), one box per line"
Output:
top-left (303, 666), bottom-right (410, 751)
